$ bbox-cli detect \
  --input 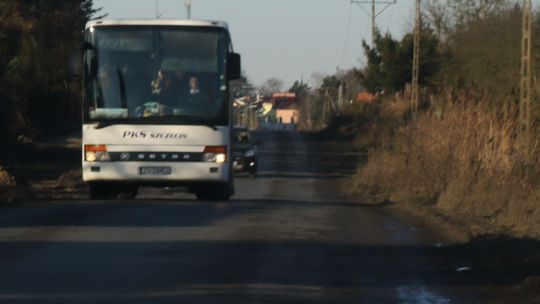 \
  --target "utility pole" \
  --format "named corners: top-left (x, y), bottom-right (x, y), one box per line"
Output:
top-left (338, 82), bottom-right (344, 114)
top-left (246, 103), bottom-right (251, 129)
top-left (250, 102), bottom-right (256, 130)
top-left (323, 88), bottom-right (329, 125)
top-left (155, 0), bottom-right (163, 19)
top-left (185, 0), bottom-right (192, 19)
top-left (520, 0), bottom-right (533, 143)
top-left (411, 0), bottom-right (421, 116)
top-left (351, 0), bottom-right (396, 47)
top-left (371, 0), bottom-right (376, 47)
